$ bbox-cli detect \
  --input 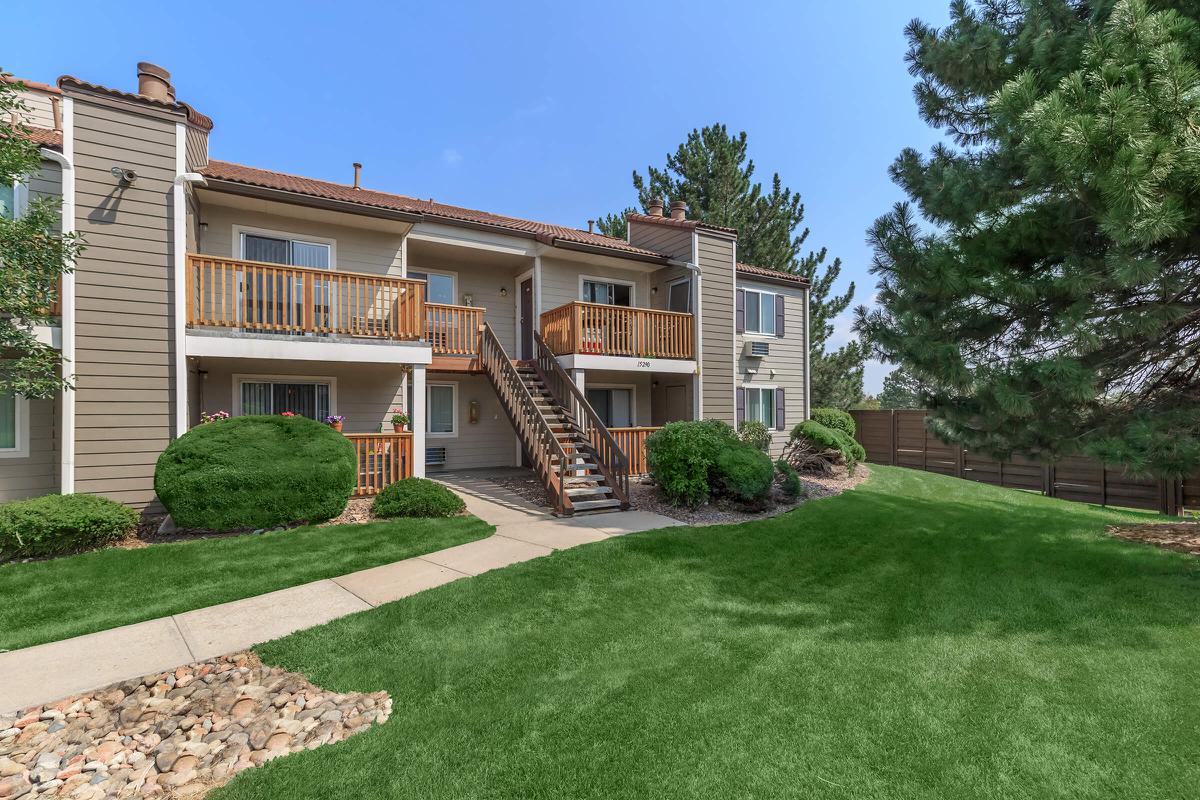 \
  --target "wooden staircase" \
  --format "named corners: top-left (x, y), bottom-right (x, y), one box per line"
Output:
top-left (478, 323), bottom-right (630, 515)
top-left (514, 362), bottom-right (624, 513)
